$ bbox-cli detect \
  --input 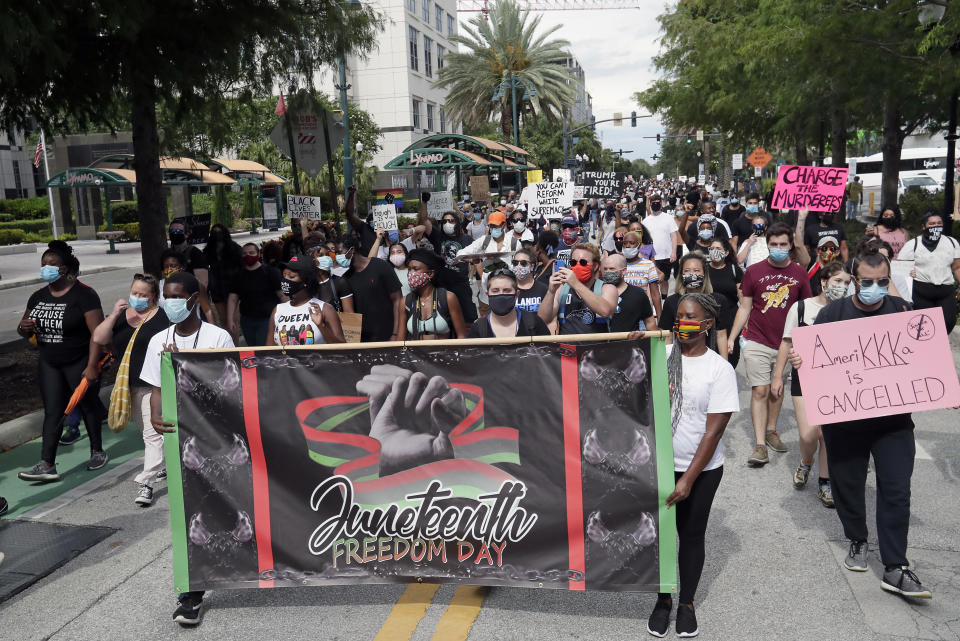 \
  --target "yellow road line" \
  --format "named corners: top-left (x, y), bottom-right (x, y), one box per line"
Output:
top-left (373, 583), bottom-right (441, 641)
top-left (429, 585), bottom-right (489, 641)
